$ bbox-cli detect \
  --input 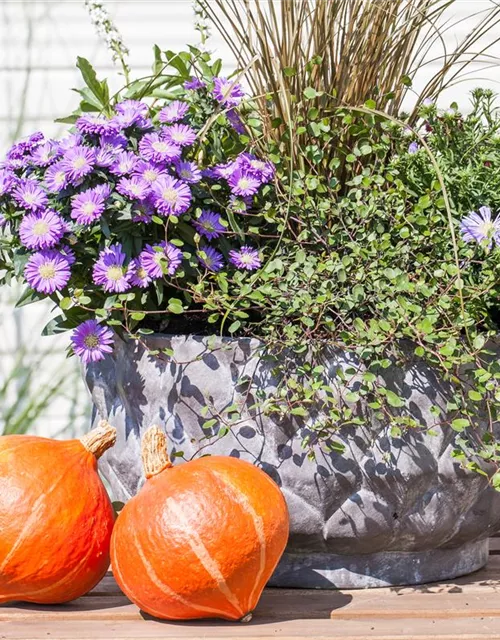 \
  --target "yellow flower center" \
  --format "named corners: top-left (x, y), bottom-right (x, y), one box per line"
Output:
top-left (144, 169), bottom-right (158, 183)
top-left (33, 221), bottom-right (49, 236)
top-left (54, 171), bottom-right (65, 185)
top-left (162, 188), bottom-right (178, 204)
top-left (171, 132), bottom-right (185, 143)
top-left (481, 221), bottom-right (495, 237)
top-left (136, 267), bottom-right (147, 279)
top-left (241, 254), bottom-right (253, 264)
top-left (238, 178), bottom-right (250, 190)
top-left (82, 202), bottom-right (96, 215)
top-left (24, 193), bottom-right (37, 204)
top-left (152, 141), bottom-right (169, 153)
top-left (38, 264), bottom-right (56, 279)
top-left (180, 169), bottom-right (191, 179)
top-left (83, 334), bottom-right (99, 348)
top-left (106, 266), bottom-right (124, 281)
top-left (73, 157), bottom-right (86, 169)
